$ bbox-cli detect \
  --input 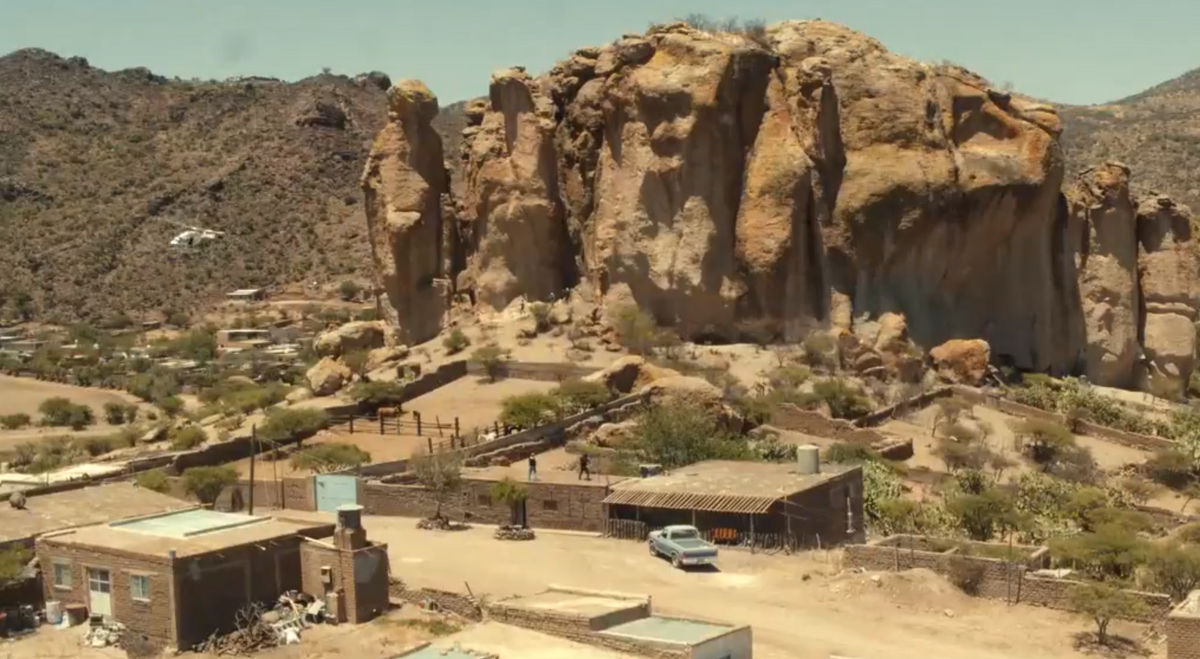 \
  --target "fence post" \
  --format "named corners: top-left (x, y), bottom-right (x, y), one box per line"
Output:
top-left (349, 416), bottom-right (354, 434)
top-left (427, 437), bottom-right (434, 453)
top-left (379, 414), bottom-right (384, 435)
top-left (455, 418), bottom-right (460, 439)
top-left (415, 412), bottom-right (422, 437)
top-left (435, 415), bottom-right (443, 438)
